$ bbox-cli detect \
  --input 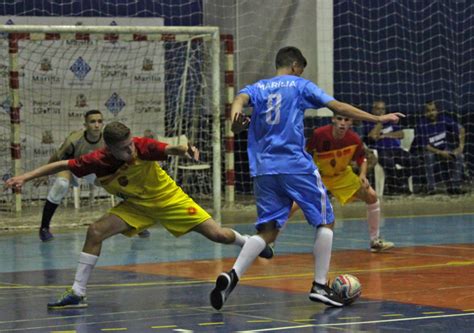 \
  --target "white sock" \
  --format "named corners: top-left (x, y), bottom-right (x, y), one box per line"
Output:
top-left (313, 227), bottom-right (333, 285)
top-left (367, 200), bottom-right (380, 241)
top-left (72, 252), bottom-right (99, 296)
top-left (232, 229), bottom-right (248, 247)
top-left (233, 235), bottom-right (266, 279)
